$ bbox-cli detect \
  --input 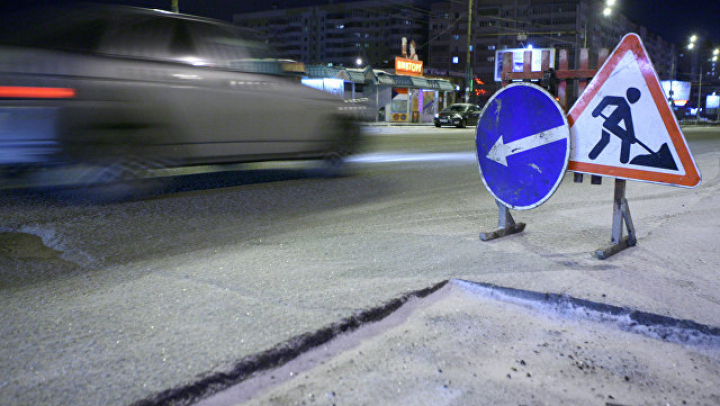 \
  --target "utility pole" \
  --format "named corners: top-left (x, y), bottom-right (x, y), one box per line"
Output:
top-left (465, 0), bottom-right (473, 102)
top-left (171, 0), bottom-right (179, 13)
top-left (697, 65), bottom-right (703, 116)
